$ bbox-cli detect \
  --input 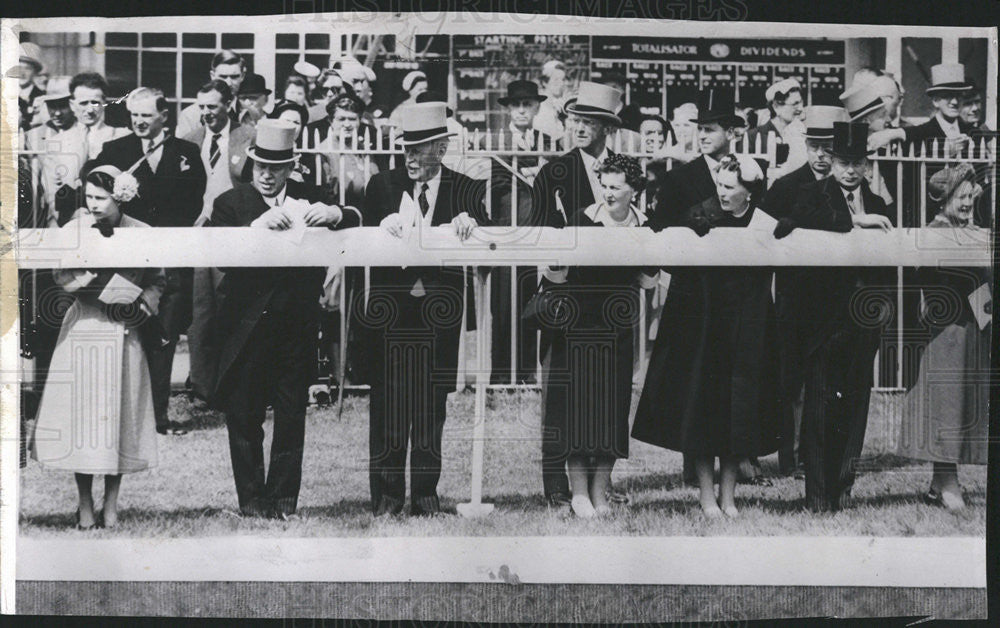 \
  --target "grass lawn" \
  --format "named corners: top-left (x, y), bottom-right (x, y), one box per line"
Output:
top-left (19, 389), bottom-right (986, 538)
